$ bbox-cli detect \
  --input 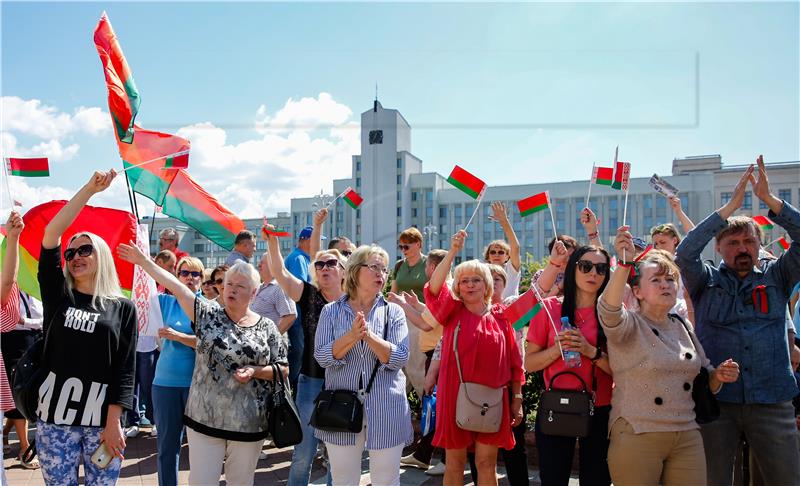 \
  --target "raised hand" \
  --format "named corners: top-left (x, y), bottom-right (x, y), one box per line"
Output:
top-left (719, 165), bottom-right (754, 219)
top-left (489, 201), bottom-right (509, 224)
top-left (117, 241), bottom-right (148, 265)
top-left (451, 230), bottom-right (467, 253)
top-left (613, 226), bottom-right (635, 260)
top-left (668, 195), bottom-right (683, 213)
top-left (86, 169), bottom-right (116, 194)
top-left (314, 208), bottom-right (329, 227)
top-left (4, 211), bottom-right (24, 238)
top-left (387, 292), bottom-right (407, 306)
top-left (580, 207), bottom-right (599, 234)
top-left (549, 239), bottom-right (569, 267)
top-left (750, 155), bottom-right (783, 214)
top-left (402, 290), bottom-right (423, 310)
